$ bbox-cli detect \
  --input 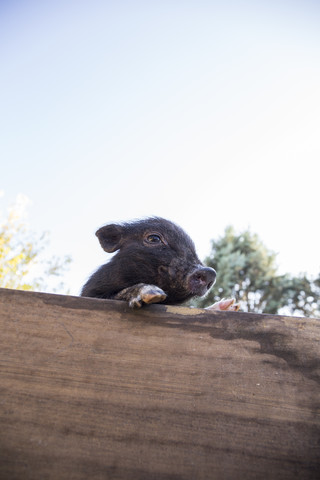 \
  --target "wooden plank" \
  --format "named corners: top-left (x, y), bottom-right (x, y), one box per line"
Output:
top-left (0, 287), bottom-right (319, 480)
